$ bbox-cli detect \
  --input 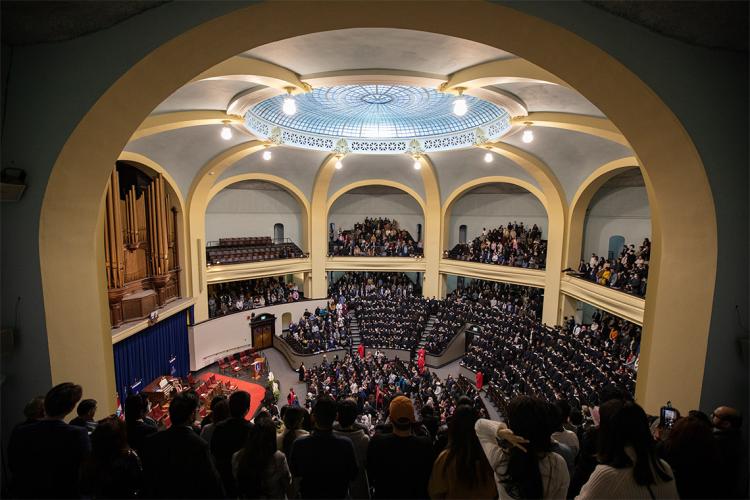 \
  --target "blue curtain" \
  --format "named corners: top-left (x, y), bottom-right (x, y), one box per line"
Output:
top-left (113, 307), bottom-right (192, 401)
